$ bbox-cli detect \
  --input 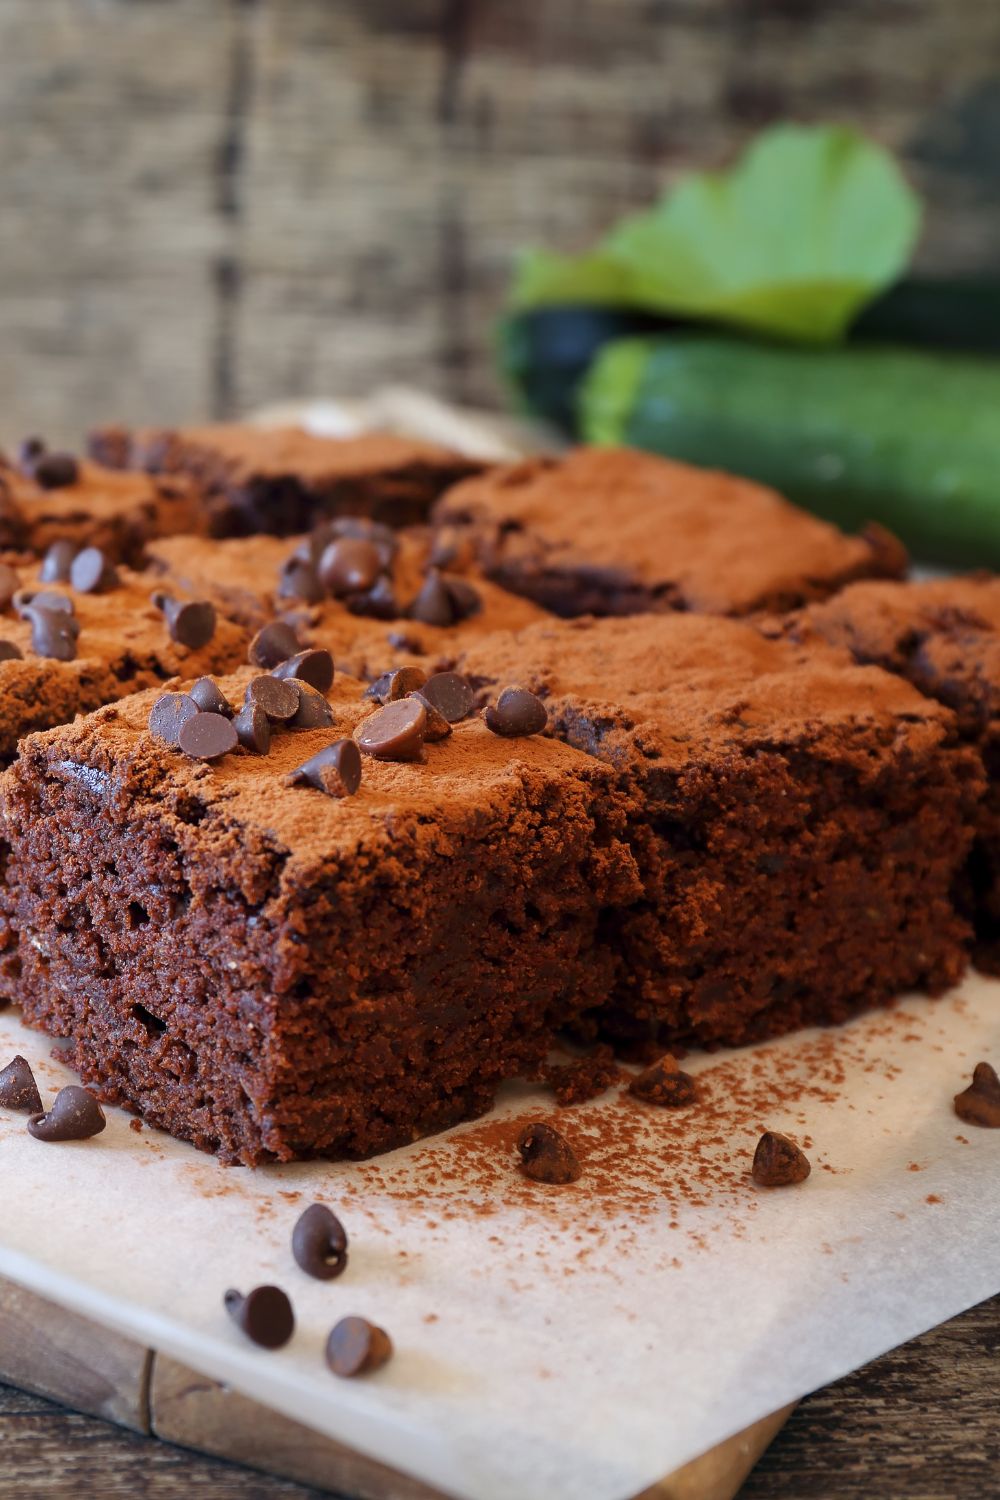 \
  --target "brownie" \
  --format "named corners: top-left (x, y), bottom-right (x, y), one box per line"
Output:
top-left (434, 446), bottom-right (907, 618)
top-left (147, 528), bottom-right (550, 680)
top-left (0, 453), bottom-right (203, 566)
top-left (0, 669), bottom-right (641, 1164)
top-left (777, 575), bottom-right (1000, 972)
top-left (0, 560), bottom-right (247, 762)
top-left (456, 613), bottom-right (982, 1051)
top-left (89, 422), bottom-right (485, 535)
